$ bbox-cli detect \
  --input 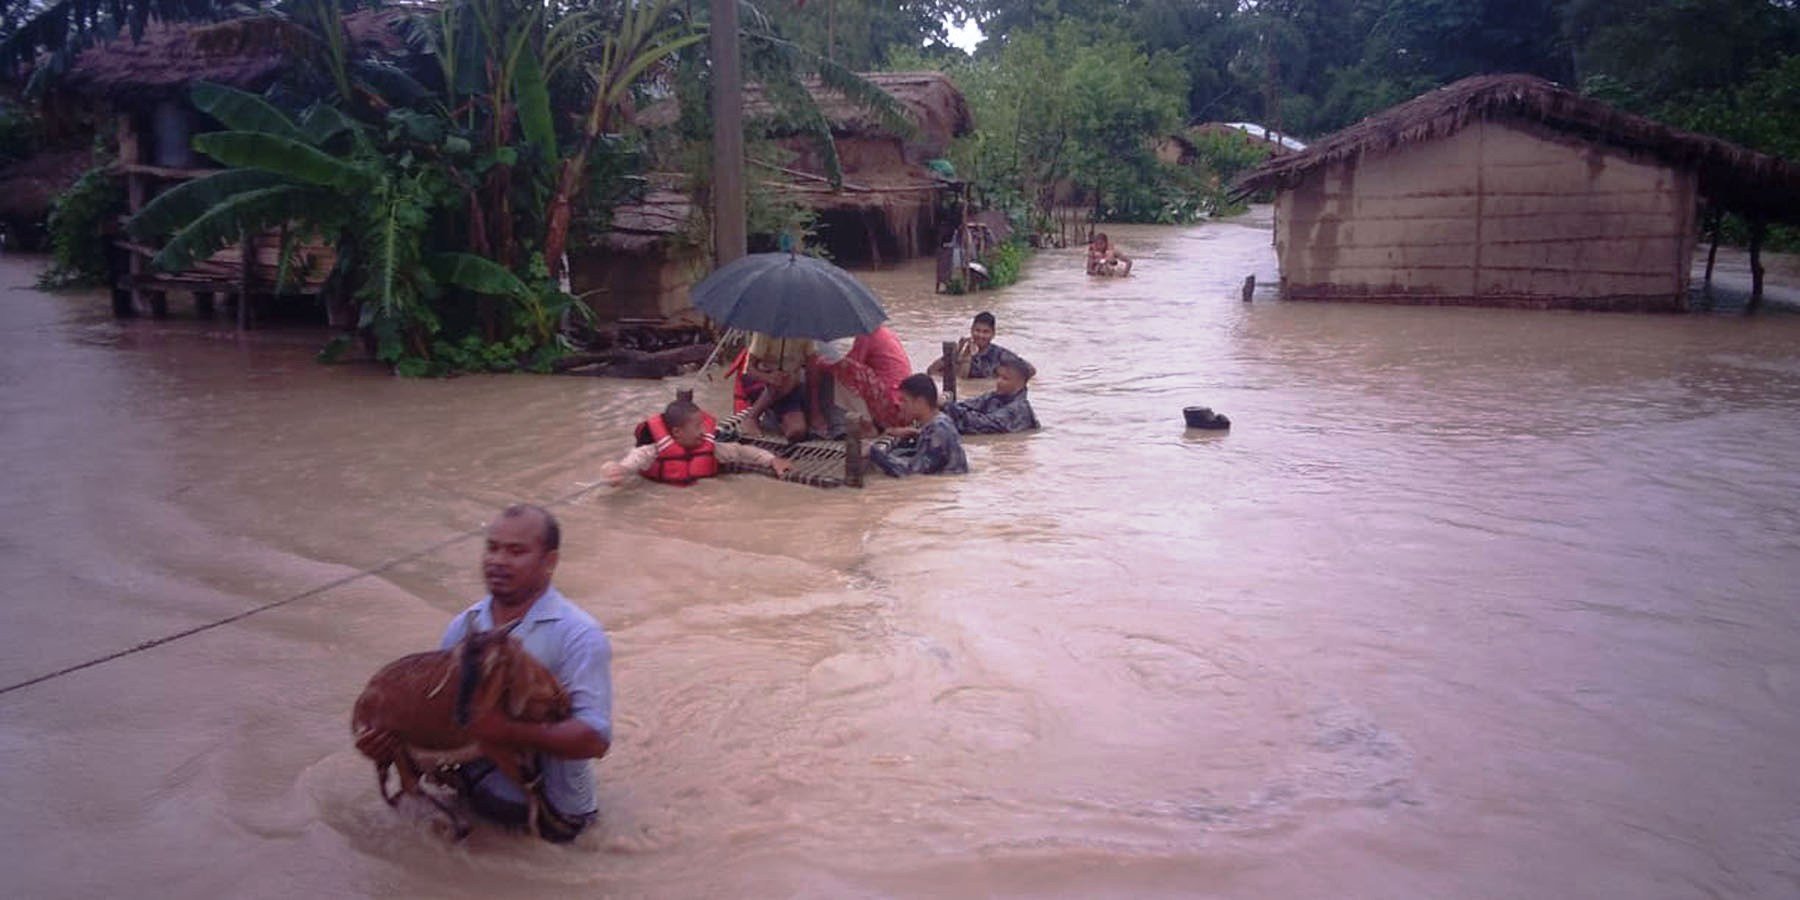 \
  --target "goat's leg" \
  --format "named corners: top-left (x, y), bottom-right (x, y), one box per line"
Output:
top-left (483, 748), bottom-right (545, 838)
top-left (423, 790), bottom-right (472, 841)
top-left (376, 761), bottom-right (401, 806)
